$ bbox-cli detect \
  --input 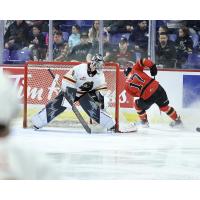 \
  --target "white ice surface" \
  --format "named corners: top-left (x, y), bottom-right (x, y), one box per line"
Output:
top-left (10, 123), bottom-right (200, 180)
